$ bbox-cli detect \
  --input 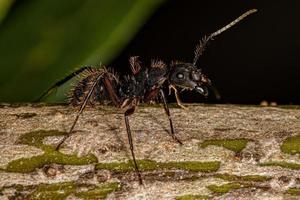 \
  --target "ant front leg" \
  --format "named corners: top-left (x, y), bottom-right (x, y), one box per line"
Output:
top-left (169, 85), bottom-right (188, 109)
top-left (159, 89), bottom-right (183, 145)
top-left (124, 105), bottom-right (143, 185)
